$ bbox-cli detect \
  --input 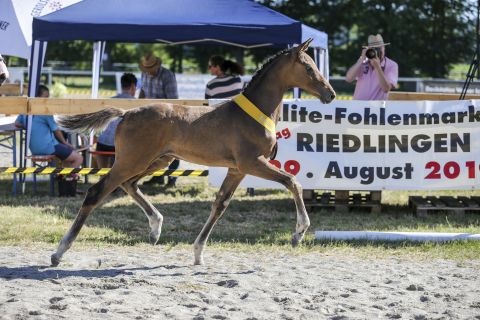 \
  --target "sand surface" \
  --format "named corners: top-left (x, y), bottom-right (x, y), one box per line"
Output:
top-left (0, 245), bottom-right (479, 320)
